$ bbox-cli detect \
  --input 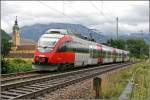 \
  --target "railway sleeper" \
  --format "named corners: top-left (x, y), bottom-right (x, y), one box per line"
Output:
top-left (23, 86), bottom-right (41, 90)
top-left (1, 91), bottom-right (20, 97)
top-left (29, 85), bottom-right (48, 89)
top-left (14, 87), bottom-right (52, 99)
top-left (8, 89), bottom-right (29, 94)
top-left (1, 94), bottom-right (15, 100)
top-left (17, 88), bottom-right (35, 92)
top-left (33, 83), bottom-right (53, 87)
